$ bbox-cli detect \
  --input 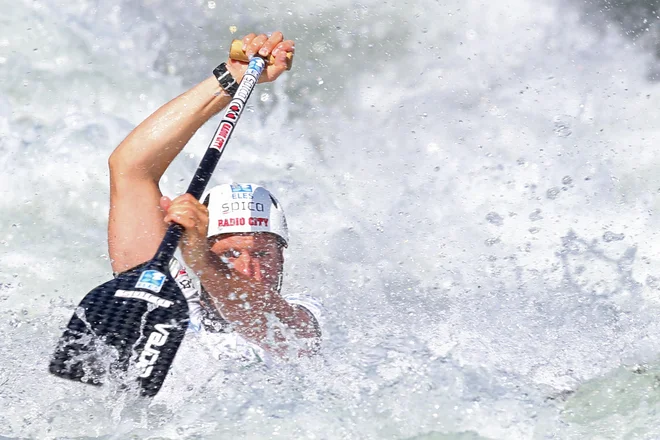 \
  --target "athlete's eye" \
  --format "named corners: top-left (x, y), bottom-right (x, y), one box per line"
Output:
top-left (223, 249), bottom-right (241, 259)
